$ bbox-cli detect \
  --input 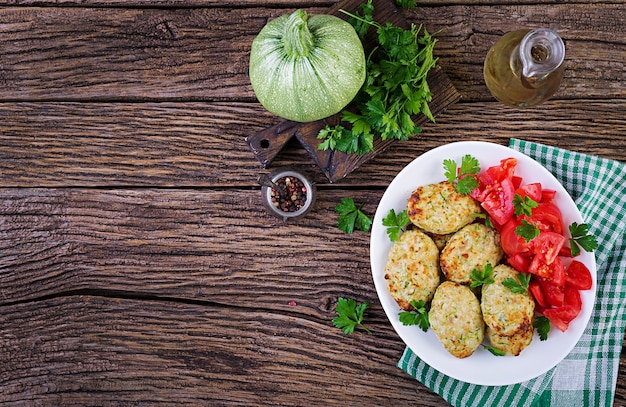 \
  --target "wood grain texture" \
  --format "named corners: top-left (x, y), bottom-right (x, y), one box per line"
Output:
top-left (0, 5), bottom-right (624, 101)
top-left (0, 1), bottom-right (624, 406)
top-left (0, 295), bottom-right (449, 406)
top-left (0, 100), bottom-right (623, 187)
top-left (0, 188), bottom-right (379, 308)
